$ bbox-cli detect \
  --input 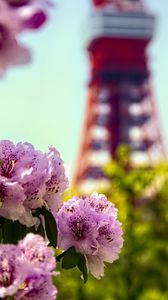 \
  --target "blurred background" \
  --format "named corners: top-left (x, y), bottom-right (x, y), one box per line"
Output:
top-left (1, 1), bottom-right (168, 299)
top-left (0, 0), bottom-right (168, 178)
